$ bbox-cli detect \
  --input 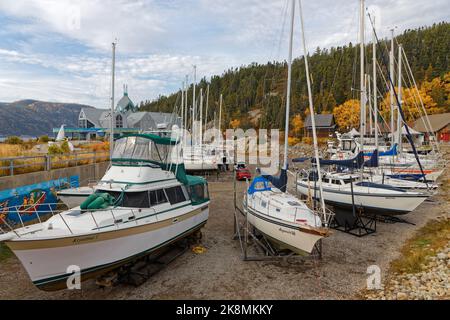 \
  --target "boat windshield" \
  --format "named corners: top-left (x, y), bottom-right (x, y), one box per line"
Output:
top-left (112, 136), bottom-right (173, 165)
